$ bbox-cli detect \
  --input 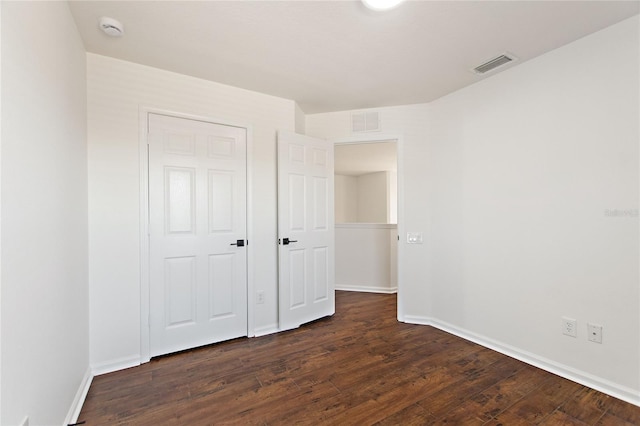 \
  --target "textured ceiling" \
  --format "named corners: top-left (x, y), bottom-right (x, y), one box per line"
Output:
top-left (69, 1), bottom-right (639, 113)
